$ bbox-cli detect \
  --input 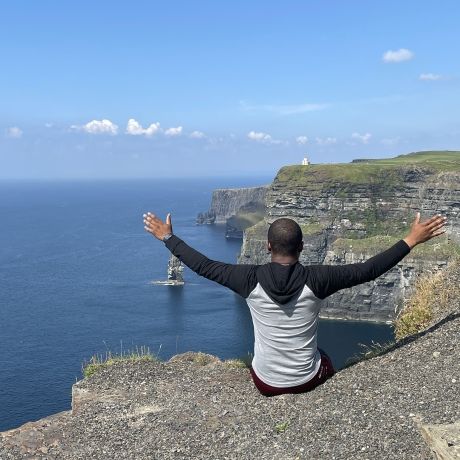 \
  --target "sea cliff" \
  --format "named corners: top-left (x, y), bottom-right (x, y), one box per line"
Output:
top-left (237, 151), bottom-right (460, 322)
top-left (204, 186), bottom-right (268, 223)
top-left (197, 185), bottom-right (268, 238)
